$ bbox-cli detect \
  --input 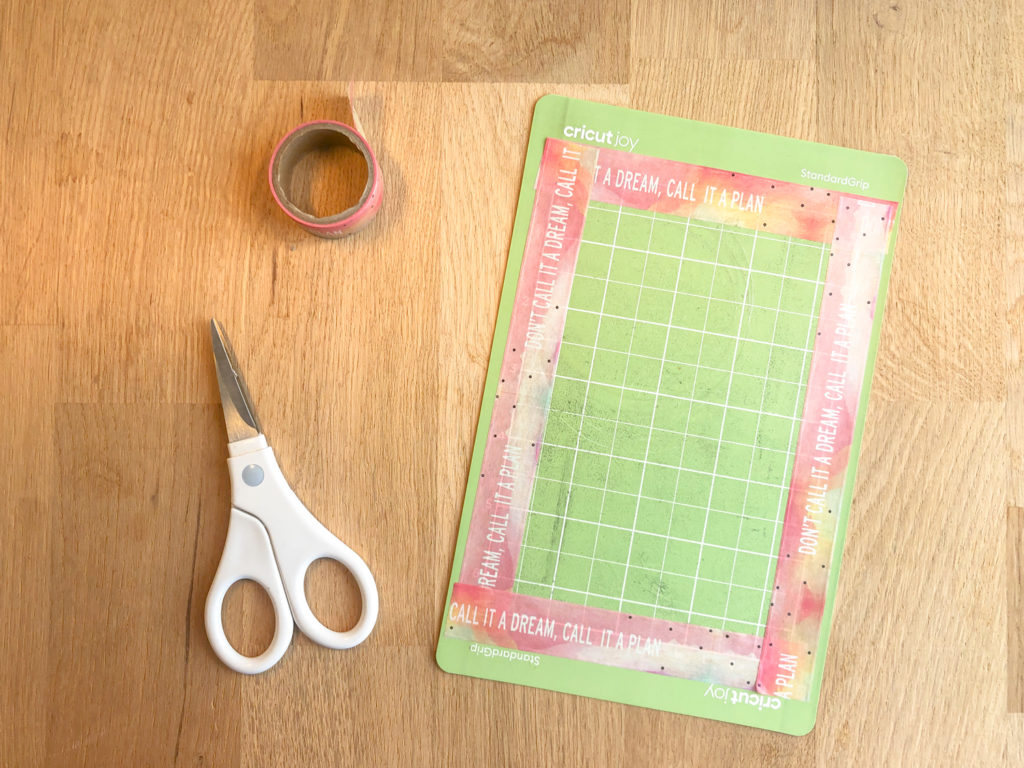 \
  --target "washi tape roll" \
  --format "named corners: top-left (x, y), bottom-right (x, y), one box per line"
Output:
top-left (268, 120), bottom-right (382, 238)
